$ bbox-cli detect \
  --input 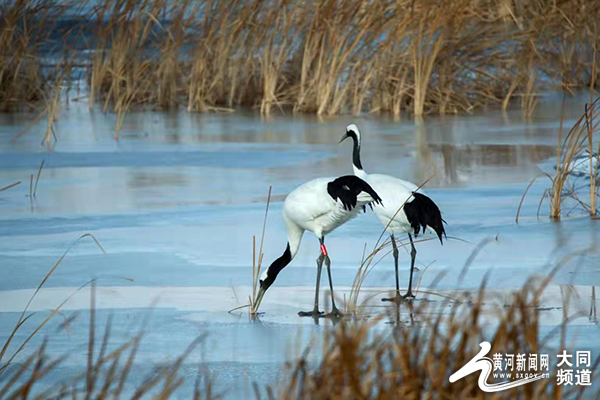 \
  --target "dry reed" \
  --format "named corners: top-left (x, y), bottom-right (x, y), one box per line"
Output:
top-left (1, 291), bottom-right (217, 399)
top-left (517, 91), bottom-right (600, 221)
top-left (275, 268), bottom-right (599, 399)
top-left (250, 186), bottom-right (272, 315)
top-left (0, 181), bottom-right (21, 193)
top-left (0, 1), bottom-right (52, 111)
top-left (0, 234), bottom-right (218, 399)
top-left (5, 0), bottom-right (600, 130)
